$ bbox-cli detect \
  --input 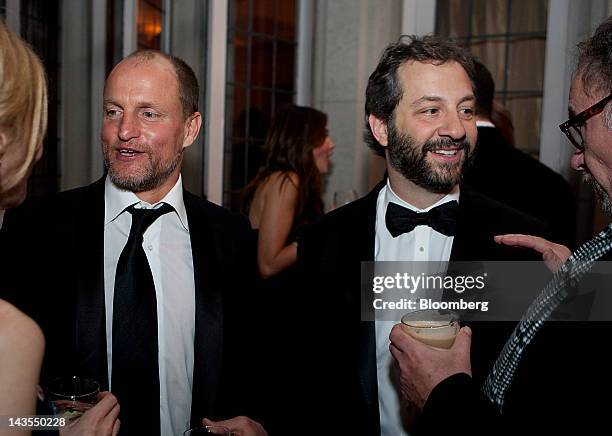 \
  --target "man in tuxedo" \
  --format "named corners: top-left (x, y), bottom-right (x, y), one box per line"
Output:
top-left (295, 36), bottom-right (546, 435)
top-left (389, 17), bottom-right (612, 435)
top-left (464, 60), bottom-right (576, 247)
top-left (1, 51), bottom-right (267, 436)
